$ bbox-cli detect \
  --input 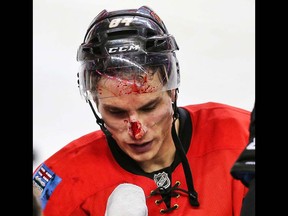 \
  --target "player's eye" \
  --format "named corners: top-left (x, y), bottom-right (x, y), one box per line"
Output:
top-left (108, 109), bottom-right (126, 116)
top-left (141, 104), bottom-right (157, 112)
